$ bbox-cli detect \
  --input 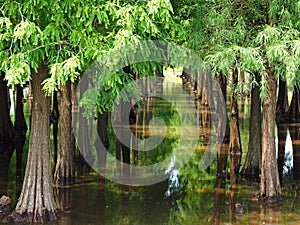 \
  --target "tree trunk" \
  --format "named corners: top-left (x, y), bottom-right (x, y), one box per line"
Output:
top-left (51, 91), bottom-right (59, 166)
top-left (276, 78), bottom-right (289, 119)
top-left (12, 63), bottom-right (58, 222)
top-left (0, 75), bottom-right (18, 142)
top-left (15, 139), bottom-right (25, 198)
top-left (259, 64), bottom-right (281, 203)
top-left (228, 66), bottom-right (242, 190)
top-left (54, 81), bottom-right (75, 186)
top-left (288, 86), bottom-right (300, 122)
top-left (14, 84), bottom-right (27, 138)
top-left (216, 73), bottom-right (229, 178)
top-left (0, 142), bottom-right (15, 196)
top-left (242, 72), bottom-right (261, 180)
top-left (95, 110), bottom-right (110, 176)
top-left (77, 76), bottom-right (93, 175)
